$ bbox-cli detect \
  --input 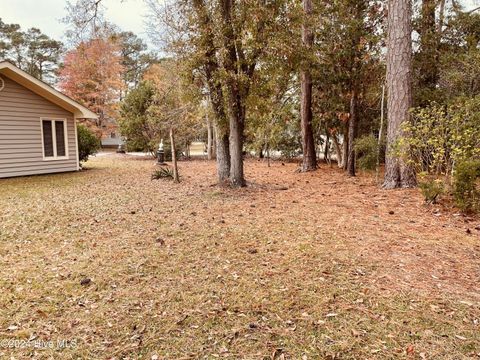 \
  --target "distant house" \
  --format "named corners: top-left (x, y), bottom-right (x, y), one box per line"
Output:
top-left (0, 61), bottom-right (97, 178)
top-left (100, 126), bottom-right (124, 149)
